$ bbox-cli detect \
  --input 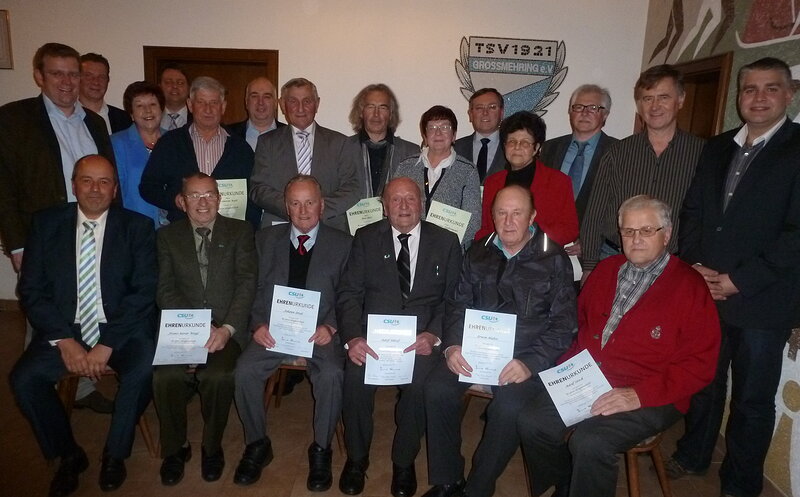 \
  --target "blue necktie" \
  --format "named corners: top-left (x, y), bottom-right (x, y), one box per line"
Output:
top-left (568, 141), bottom-right (588, 198)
